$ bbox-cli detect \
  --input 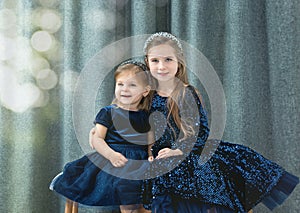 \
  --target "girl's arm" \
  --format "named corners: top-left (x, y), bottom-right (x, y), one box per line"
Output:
top-left (91, 124), bottom-right (128, 167)
top-left (89, 127), bottom-right (96, 149)
top-left (147, 131), bottom-right (155, 162)
top-left (156, 148), bottom-right (183, 159)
